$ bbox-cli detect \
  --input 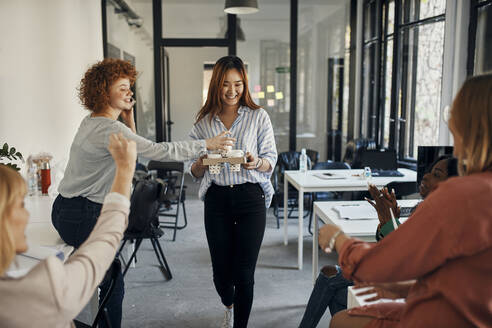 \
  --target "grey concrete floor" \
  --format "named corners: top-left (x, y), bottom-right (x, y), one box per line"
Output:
top-left (119, 179), bottom-right (337, 328)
